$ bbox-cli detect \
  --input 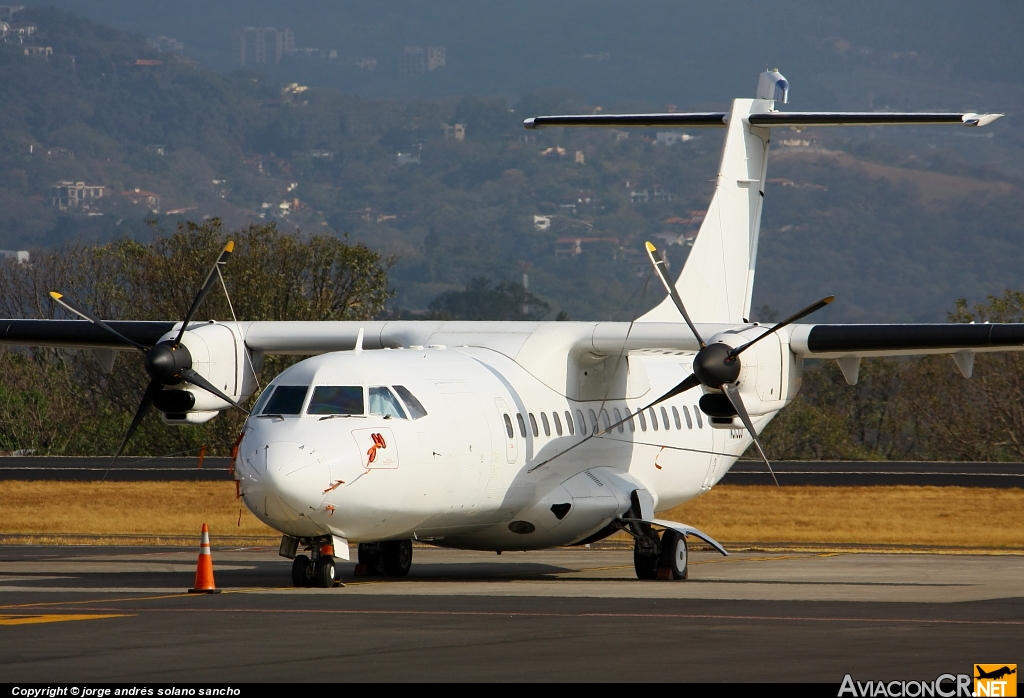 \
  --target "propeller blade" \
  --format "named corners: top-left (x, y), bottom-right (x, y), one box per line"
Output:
top-left (173, 240), bottom-right (235, 346)
top-left (49, 292), bottom-right (149, 353)
top-left (105, 378), bottom-right (164, 479)
top-left (645, 242), bottom-right (705, 349)
top-left (730, 295), bottom-right (835, 358)
top-left (722, 382), bottom-right (779, 487)
top-left (179, 367), bottom-right (250, 414)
